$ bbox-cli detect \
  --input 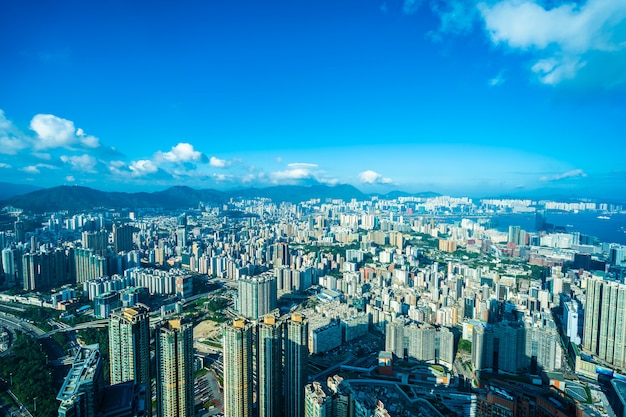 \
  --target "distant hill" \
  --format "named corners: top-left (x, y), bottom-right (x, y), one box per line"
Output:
top-left (0, 182), bottom-right (43, 200)
top-left (0, 183), bottom-right (369, 213)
